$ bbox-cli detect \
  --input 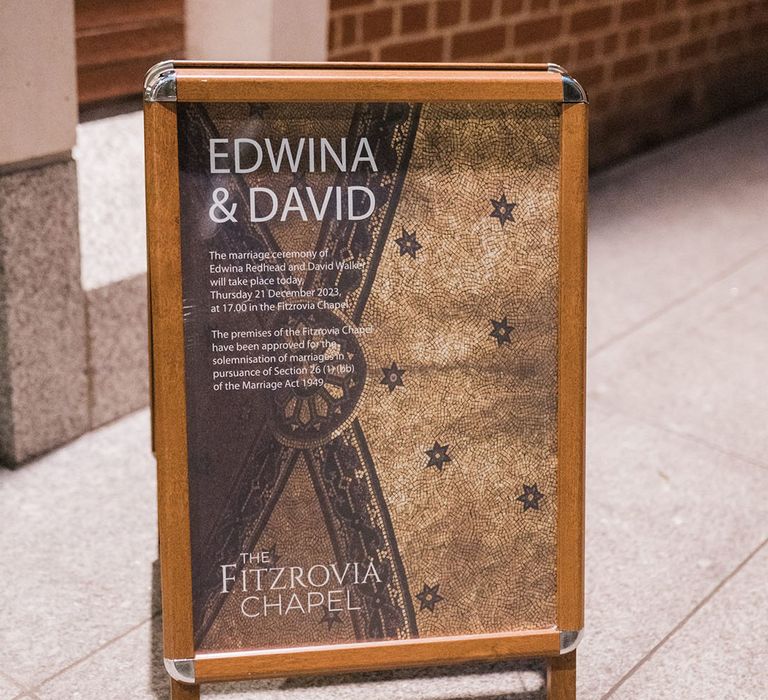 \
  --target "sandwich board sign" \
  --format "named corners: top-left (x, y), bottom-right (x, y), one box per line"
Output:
top-left (144, 61), bottom-right (587, 700)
